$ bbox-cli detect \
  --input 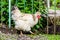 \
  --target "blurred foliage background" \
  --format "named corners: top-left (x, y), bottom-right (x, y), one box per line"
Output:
top-left (50, 0), bottom-right (60, 10)
top-left (0, 0), bottom-right (60, 33)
